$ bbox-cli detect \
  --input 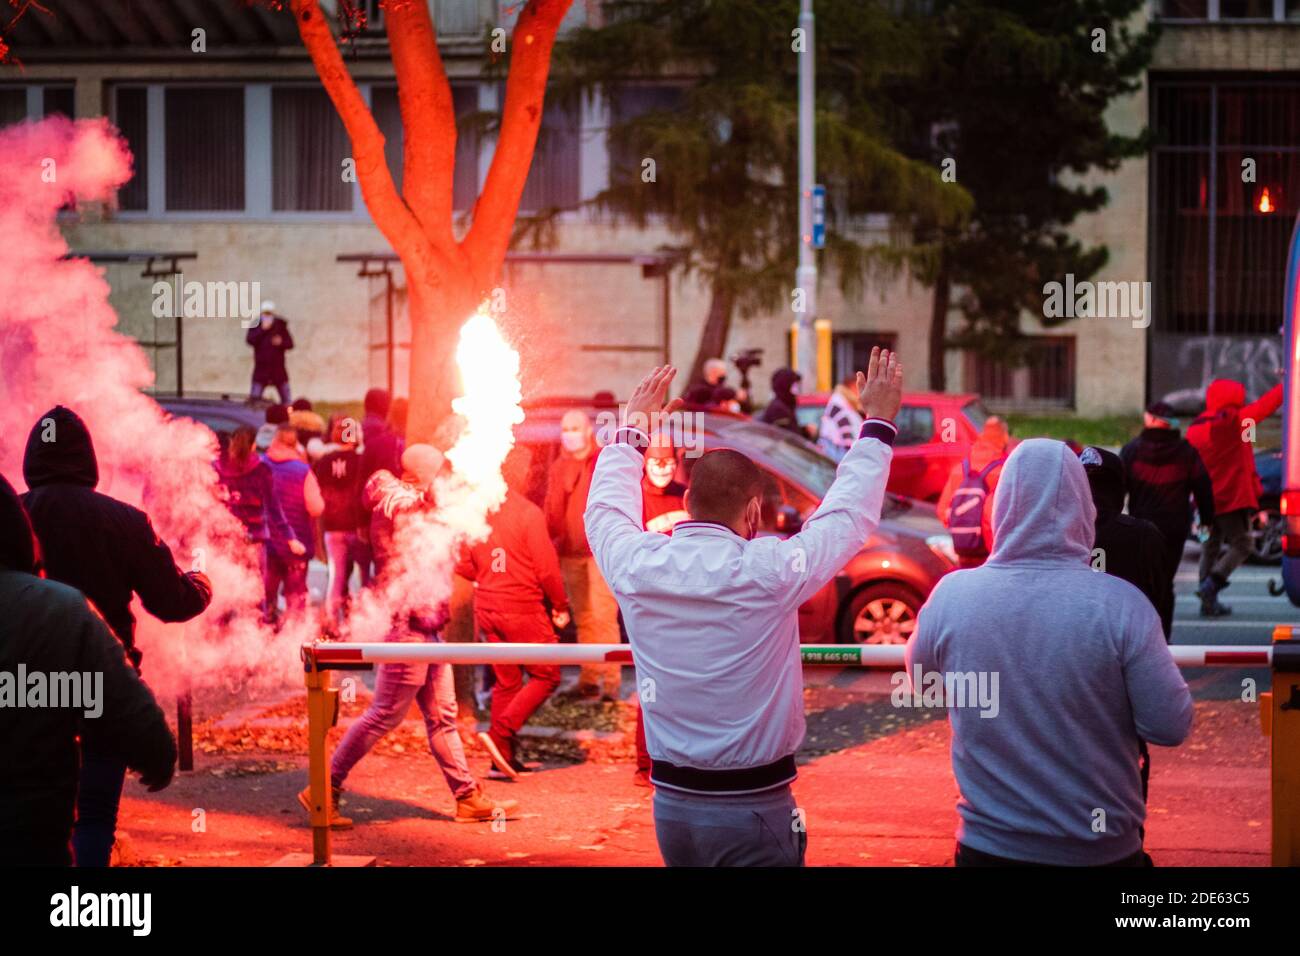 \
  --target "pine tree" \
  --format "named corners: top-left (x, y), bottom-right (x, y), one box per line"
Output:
top-left (544, 0), bottom-right (970, 386)
top-left (893, 0), bottom-right (1157, 389)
